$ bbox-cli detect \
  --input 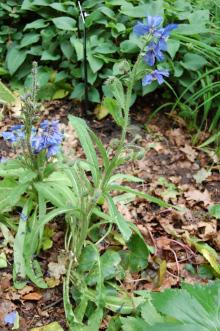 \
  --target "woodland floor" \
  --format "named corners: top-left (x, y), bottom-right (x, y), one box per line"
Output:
top-left (0, 99), bottom-right (220, 330)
